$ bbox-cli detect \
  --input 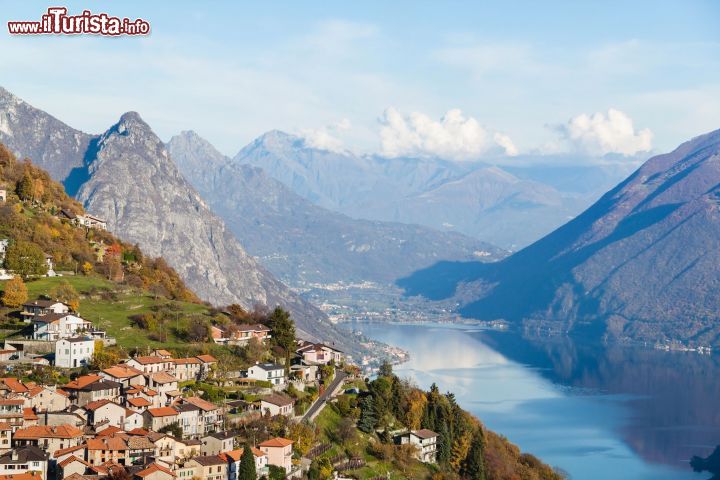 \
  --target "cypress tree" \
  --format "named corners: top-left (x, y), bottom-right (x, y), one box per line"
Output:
top-left (238, 442), bottom-right (257, 480)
